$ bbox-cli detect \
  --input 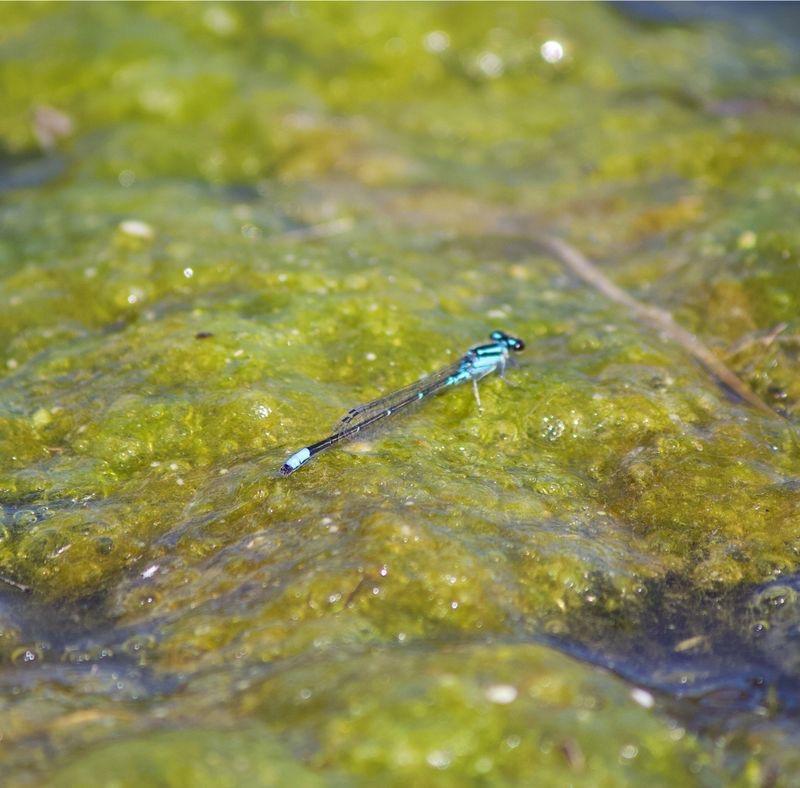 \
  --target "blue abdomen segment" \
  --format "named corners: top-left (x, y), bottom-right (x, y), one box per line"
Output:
top-left (280, 447), bottom-right (311, 476)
